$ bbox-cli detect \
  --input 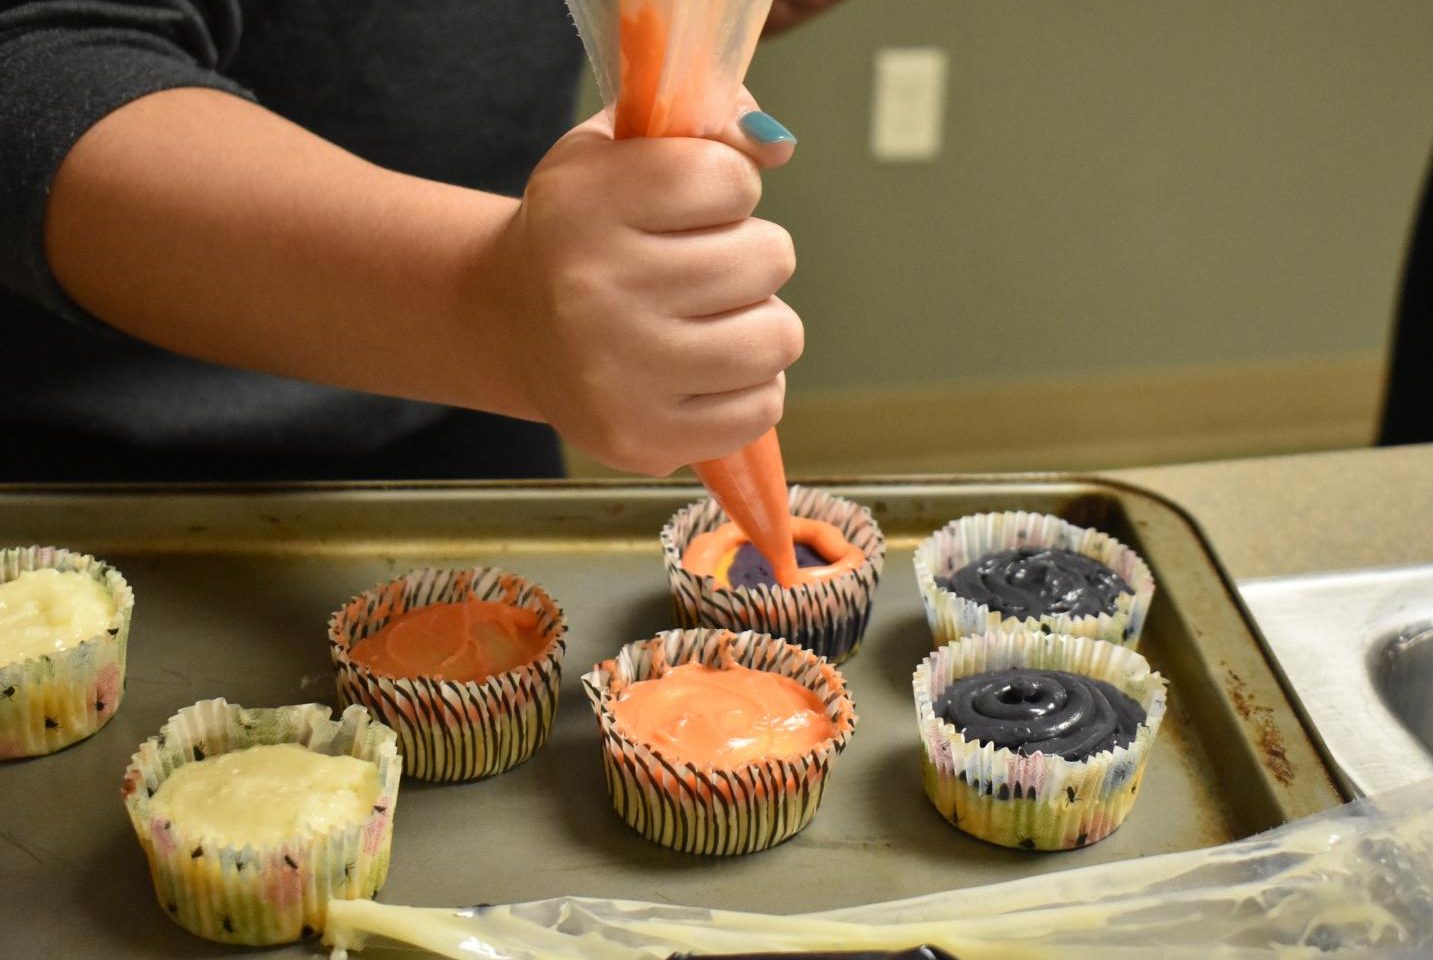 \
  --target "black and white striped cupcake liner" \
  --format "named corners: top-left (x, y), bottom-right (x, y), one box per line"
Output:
top-left (660, 486), bottom-right (885, 664)
top-left (0, 545), bottom-right (133, 760)
top-left (582, 628), bottom-right (857, 856)
top-left (914, 512), bottom-right (1156, 649)
top-left (328, 566), bottom-right (566, 783)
